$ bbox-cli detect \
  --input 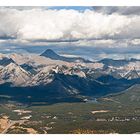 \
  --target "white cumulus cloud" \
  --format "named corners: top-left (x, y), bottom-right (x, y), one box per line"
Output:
top-left (0, 7), bottom-right (139, 42)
